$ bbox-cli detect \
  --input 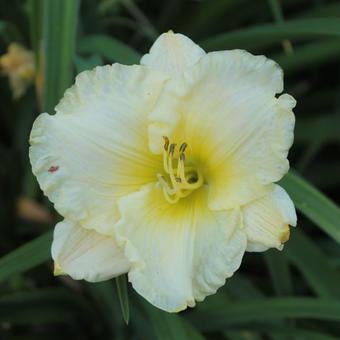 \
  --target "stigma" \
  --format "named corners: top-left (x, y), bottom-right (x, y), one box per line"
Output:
top-left (158, 136), bottom-right (203, 204)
